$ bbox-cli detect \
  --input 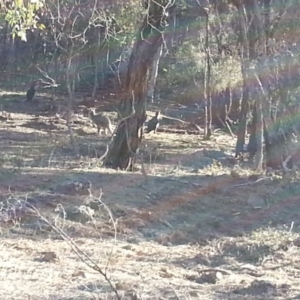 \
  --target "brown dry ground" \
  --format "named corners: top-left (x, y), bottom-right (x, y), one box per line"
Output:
top-left (0, 92), bottom-right (300, 300)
